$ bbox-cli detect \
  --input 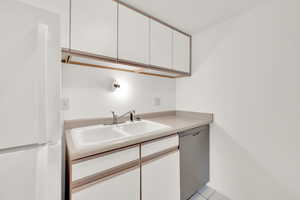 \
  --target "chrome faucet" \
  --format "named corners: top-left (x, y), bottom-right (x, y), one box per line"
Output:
top-left (111, 111), bottom-right (118, 124)
top-left (110, 110), bottom-right (136, 125)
